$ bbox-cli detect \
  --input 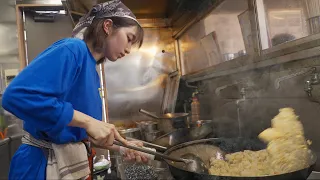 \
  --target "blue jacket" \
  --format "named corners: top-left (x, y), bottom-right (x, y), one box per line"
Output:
top-left (2, 38), bottom-right (102, 179)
